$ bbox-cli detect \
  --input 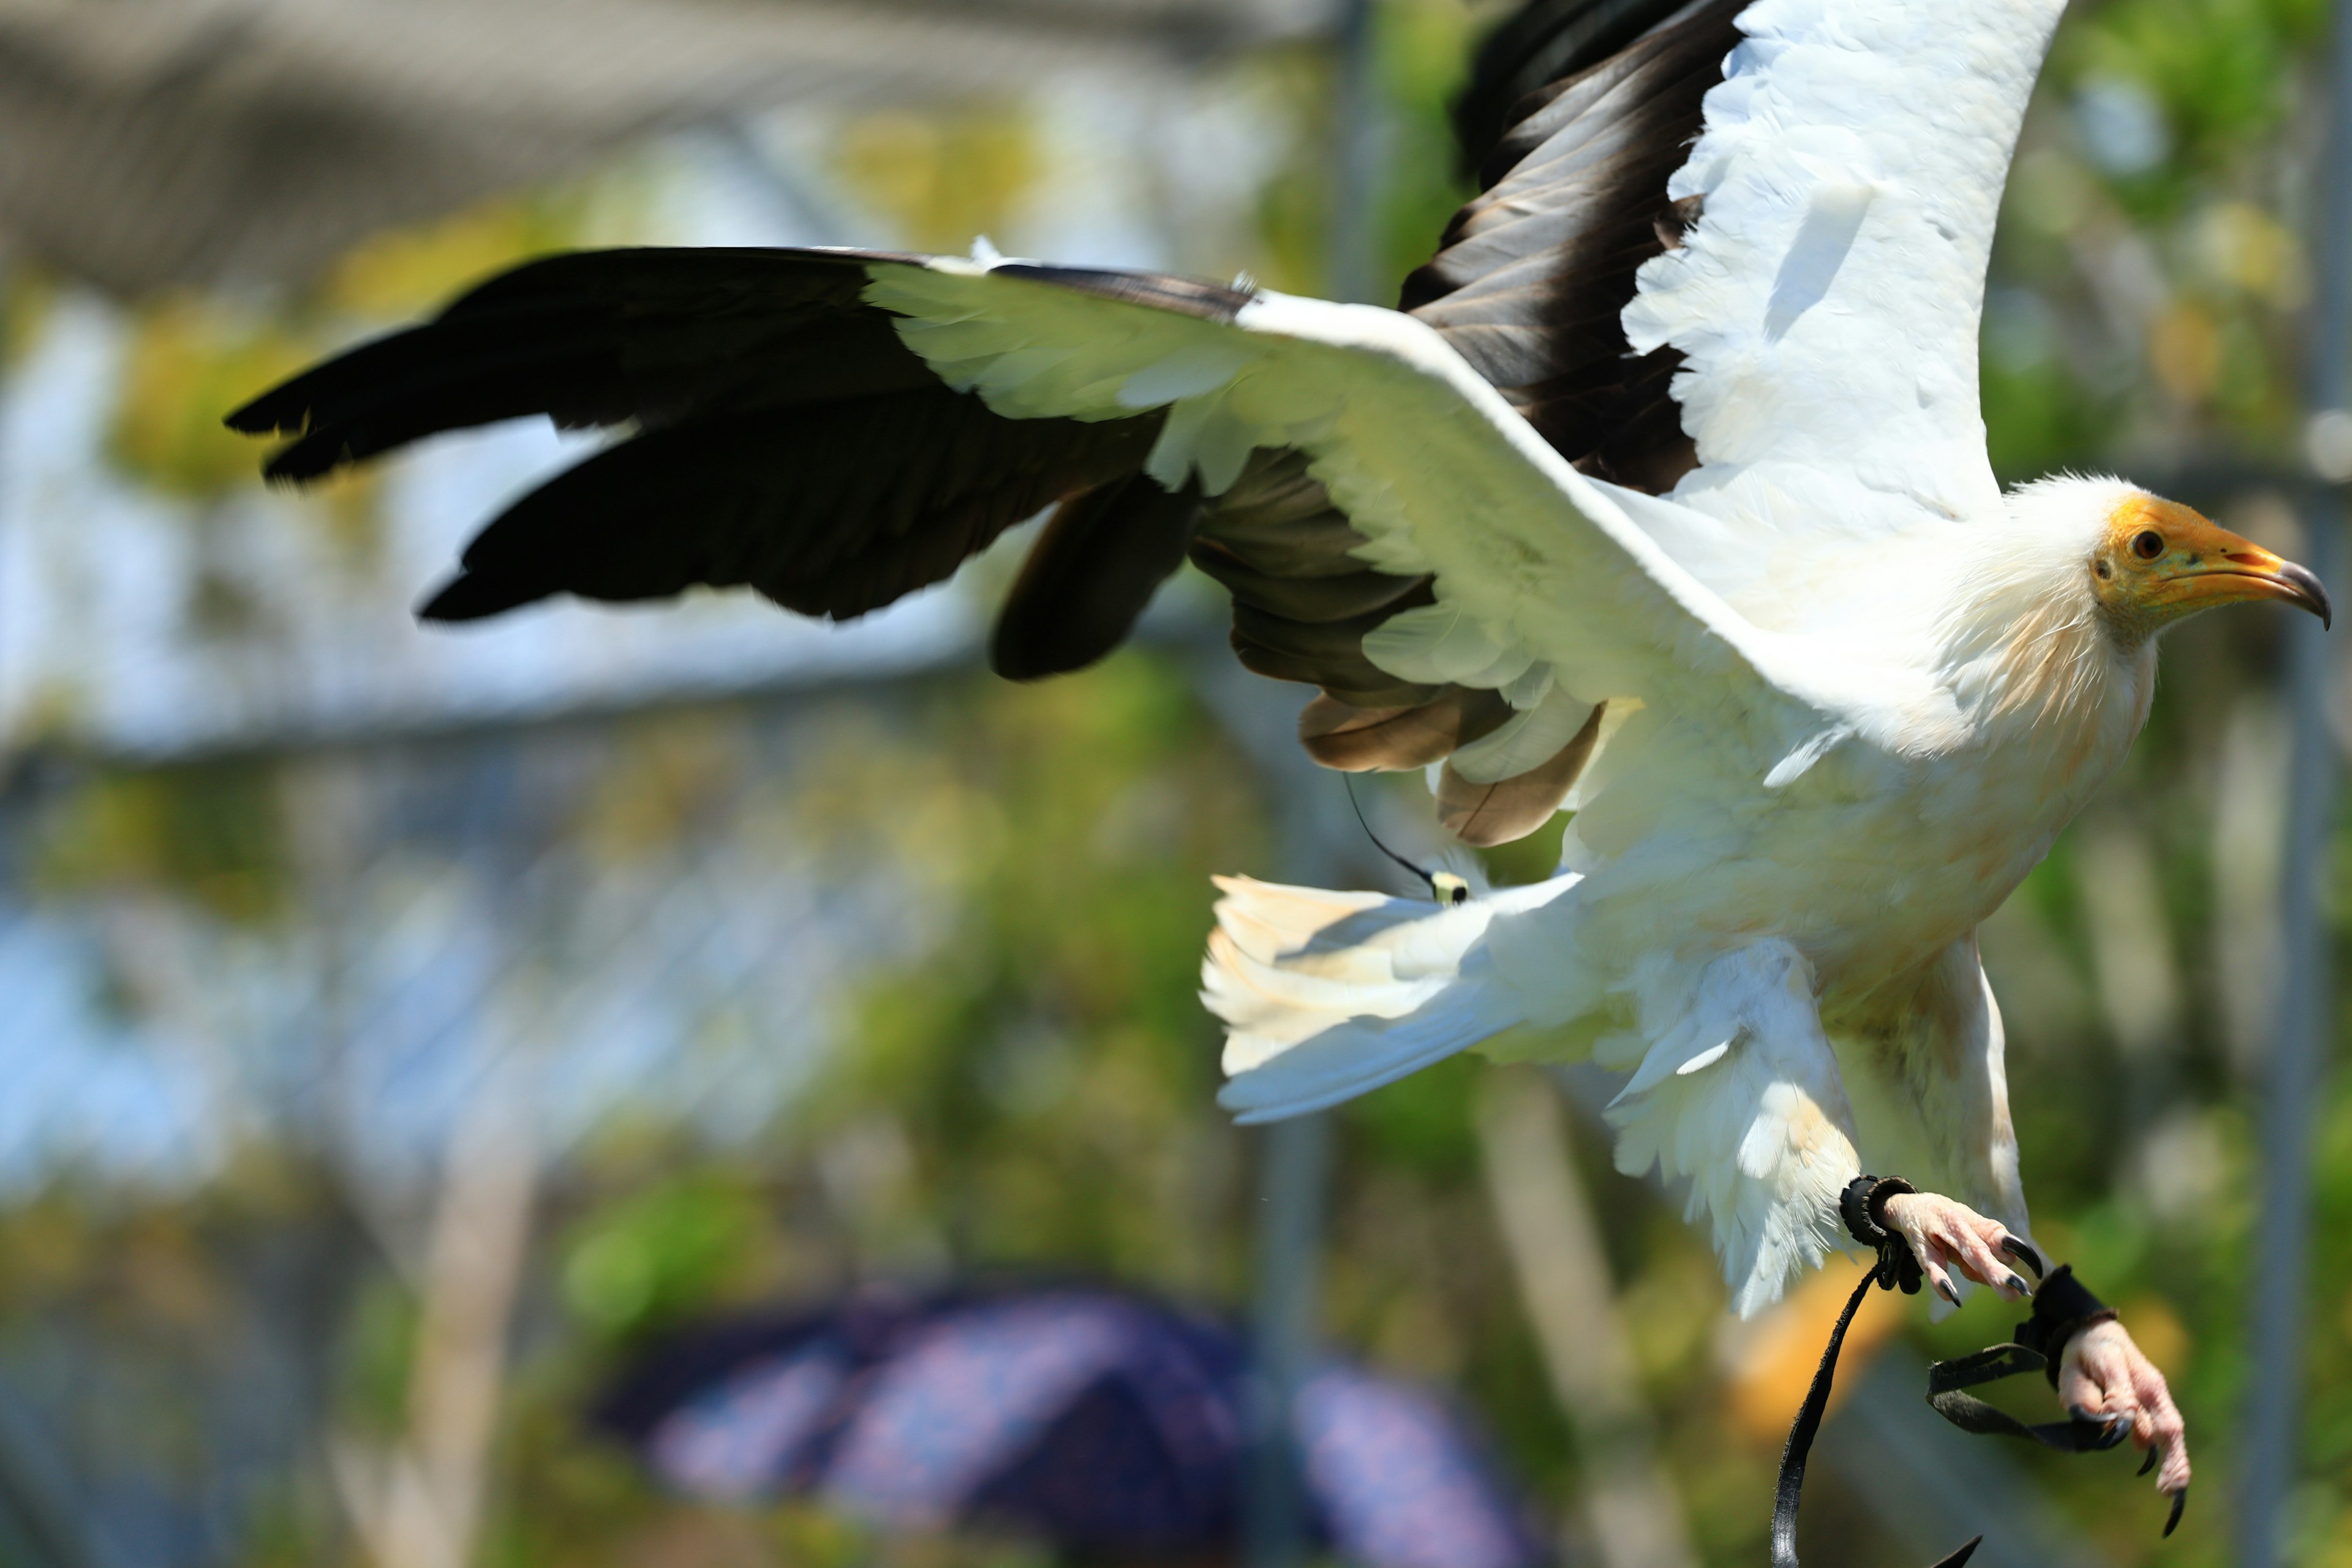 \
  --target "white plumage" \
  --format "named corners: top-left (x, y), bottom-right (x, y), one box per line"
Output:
top-left (859, 0), bottom-right (2323, 1319)
top-left (240, 0), bottom-right (2315, 1498)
